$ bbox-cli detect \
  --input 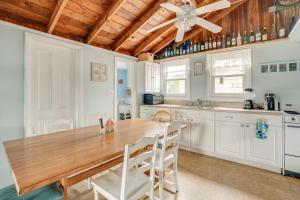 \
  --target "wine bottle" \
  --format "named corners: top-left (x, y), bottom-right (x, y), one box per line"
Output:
top-left (262, 27), bottom-right (268, 41)
top-left (190, 41), bottom-right (193, 53)
top-left (201, 40), bottom-right (205, 51)
top-left (183, 43), bottom-right (186, 55)
top-left (194, 41), bottom-right (197, 53)
top-left (209, 37), bottom-right (213, 50)
top-left (179, 44), bottom-right (183, 55)
top-left (212, 35), bottom-right (217, 49)
top-left (164, 48), bottom-right (168, 58)
top-left (231, 32), bottom-right (237, 46)
top-left (217, 35), bottom-right (221, 48)
top-left (278, 27), bottom-right (286, 38)
top-left (237, 32), bottom-right (242, 46)
top-left (270, 24), bottom-right (277, 40)
top-left (243, 30), bottom-right (249, 44)
top-left (205, 37), bottom-right (209, 50)
top-left (170, 46), bottom-right (174, 57)
top-left (222, 34), bottom-right (226, 48)
top-left (197, 41), bottom-right (201, 52)
top-left (226, 33), bottom-right (231, 47)
top-left (186, 41), bottom-right (190, 54)
top-left (255, 26), bottom-right (262, 42)
top-left (249, 29), bottom-right (255, 43)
